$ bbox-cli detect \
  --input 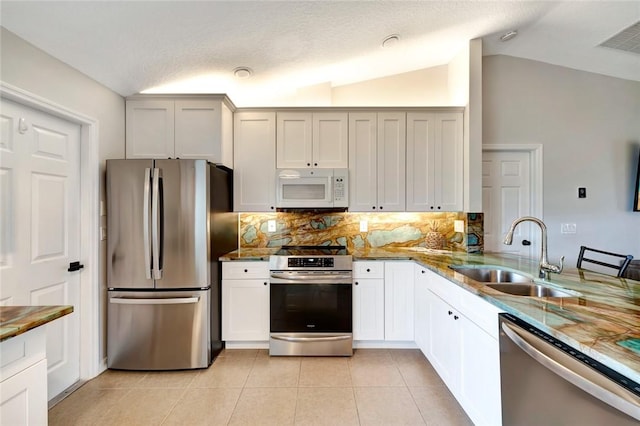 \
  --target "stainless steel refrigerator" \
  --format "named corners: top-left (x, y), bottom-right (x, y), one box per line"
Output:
top-left (106, 159), bottom-right (237, 370)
